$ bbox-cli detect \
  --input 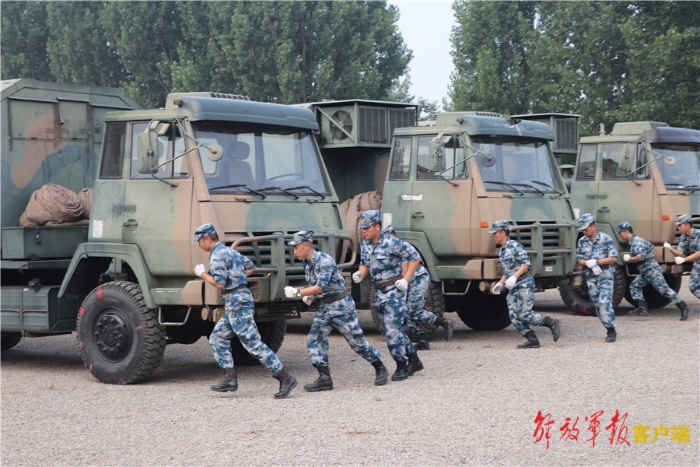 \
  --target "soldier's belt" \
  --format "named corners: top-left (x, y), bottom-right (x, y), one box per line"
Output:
top-left (222, 284), bottom-right (247, 295)
top-left (319, 290), bottom-right (349, 304)
top-left (373, 275), bottom-right (403, 290)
